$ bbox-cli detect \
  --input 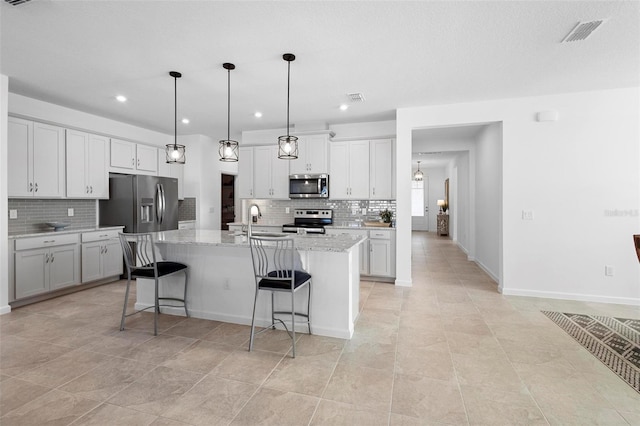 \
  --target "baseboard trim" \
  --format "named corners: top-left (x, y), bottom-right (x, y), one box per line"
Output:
top-left (474, 259), bottom-right (499, 283)
top-left (394, 279), bottom-right (412, 287)
top-left (501, 288), bottom-right (640, 306)
top-left (0, 305), bottom-right (12, 315)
